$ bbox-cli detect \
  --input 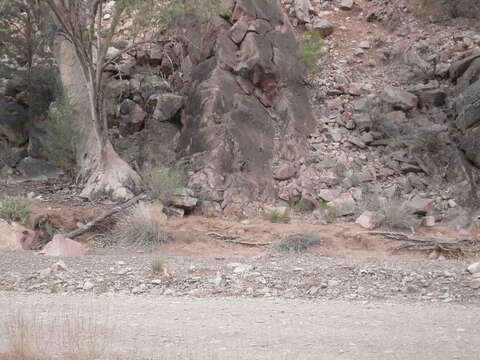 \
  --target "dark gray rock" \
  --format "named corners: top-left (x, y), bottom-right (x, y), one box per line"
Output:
top-left (0, 96), bottom-right (28, 145)
top-left (455, 79), bottom-right (480, 129)
top-left (17, 157), bottom-right (63, 180)
top-left (148, 93), bottom-right (184, 122)
top-left (460, 126), bottom-right (480, 168)
top-left (380, 86), bottom-right (418, 111)
top-left (449, 50), bottom-right (480, 83)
